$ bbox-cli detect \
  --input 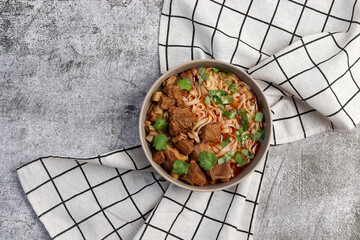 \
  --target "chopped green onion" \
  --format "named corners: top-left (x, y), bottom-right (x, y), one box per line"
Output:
top-left (254, 112), bottom-right (263, 122)
top-left (221, 109), bottom-right (237, 119)
top-left (259, 100), bottom-right (264, 109)
top-left (251, 128), bottom-right (265, 142)
top-left (239, 108), bottom-right (249, 131)
top-left (205, 96), bottom-right (211, 105)
top-left (198, 66), bottom-right (210, 86)
top-left (208, 90), bottom-right (233, 106)
top-left (215, 66), bottom-right (233, 76)
top-left (241, 119), bottom-right (249, 131)
top-left (241, 149), bottom-right (254, 159)
top-left (208, 90), bottom-right (216, 97)
top-left (220, 137), bottom-right (231, 147)
top-left (218, 152), bottom-right (233, 164)
top-left (229, 109), bottom-right (237, 119)
top-left (239, 134), bottom-right (249, 144)
top-left (222, 110), bottom-right (230, 118)
top-left (234, 152), bottom-right (247, 166)
top-left (235, 128), bottom-right (244, 137)
top-left (212, 67), bottom-right (219, 74)
top-left (230, 87), bottom-right (238, 93)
